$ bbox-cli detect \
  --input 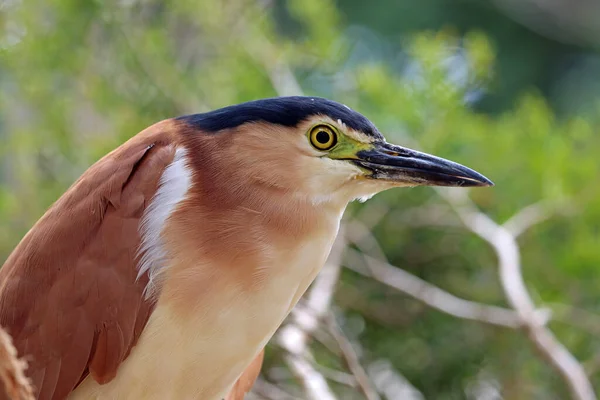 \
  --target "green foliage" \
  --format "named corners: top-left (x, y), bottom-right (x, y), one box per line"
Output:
top-left (2, 0), bottom-right (600, 398)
